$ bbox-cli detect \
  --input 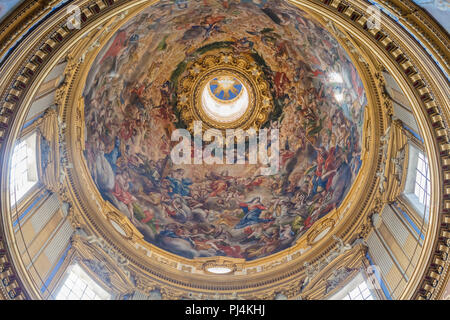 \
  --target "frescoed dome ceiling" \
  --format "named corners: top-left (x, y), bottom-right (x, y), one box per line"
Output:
top-left (82, 0), bottom-right (367, 261)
